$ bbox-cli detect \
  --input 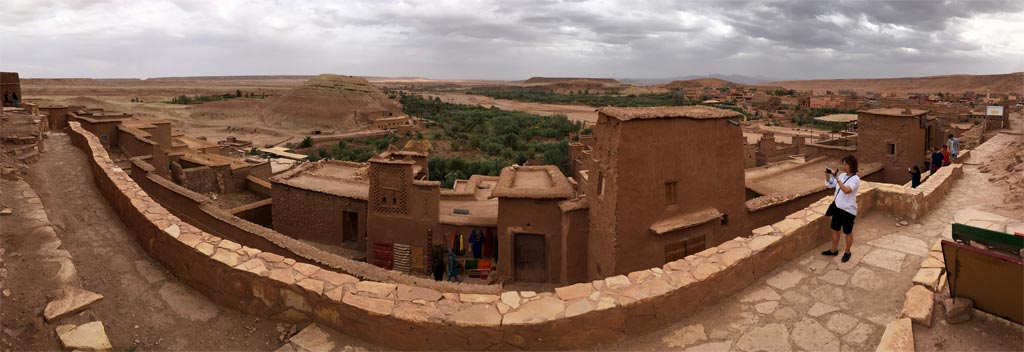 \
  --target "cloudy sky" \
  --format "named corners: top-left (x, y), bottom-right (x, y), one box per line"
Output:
top-left (2, 0), bottom-right (1023, 80)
